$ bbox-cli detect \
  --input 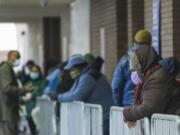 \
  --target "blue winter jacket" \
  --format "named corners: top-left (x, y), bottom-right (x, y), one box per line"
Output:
top-left (111, 43), bottom-right (142, 106)
top-left (58, 68), bottom-right (113, 133)
top-left (44, 68), bottom-right (61, 95)
top-left (159, 56), bottom-right (179, 77)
